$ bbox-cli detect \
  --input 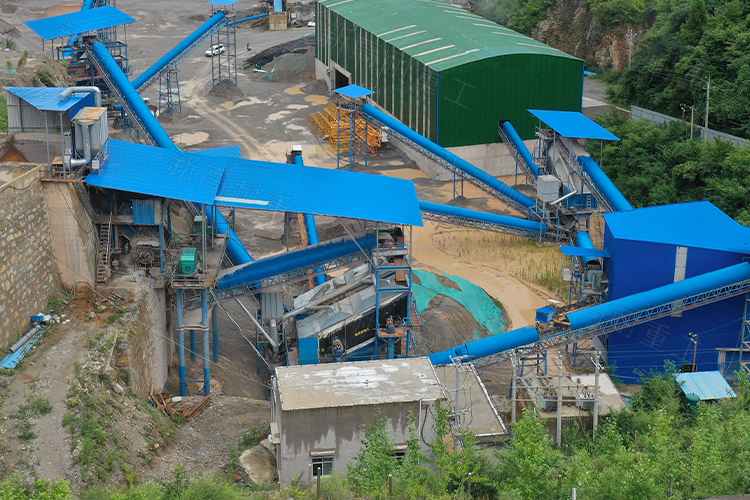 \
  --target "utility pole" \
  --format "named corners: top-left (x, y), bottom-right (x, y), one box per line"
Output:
top-left (690, 105), bottom-right (695, 139)
top-left (704, 78), bottom-right (711, 139)
top-left (626, 29), bottom-right (637, 69)
top-left (689, 332), bottom-right (698, 372)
